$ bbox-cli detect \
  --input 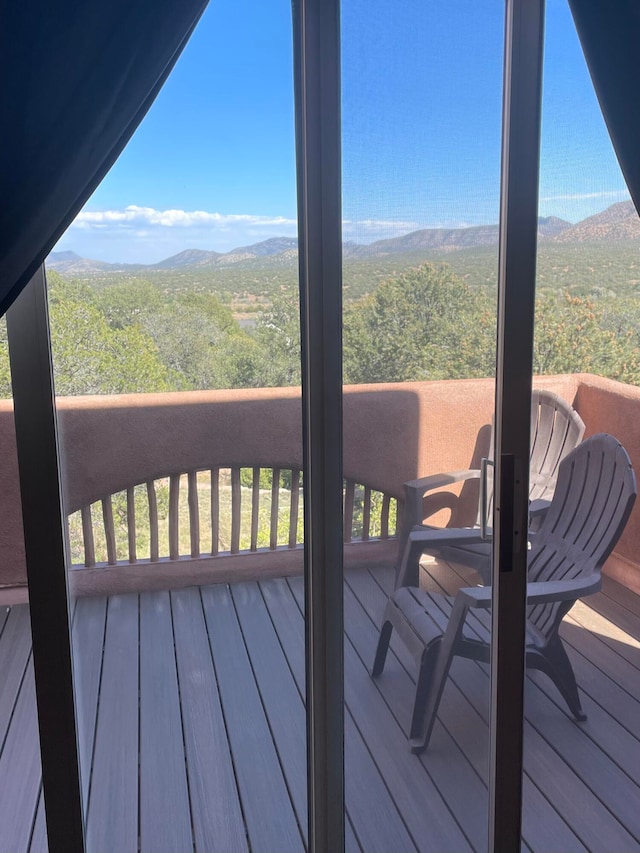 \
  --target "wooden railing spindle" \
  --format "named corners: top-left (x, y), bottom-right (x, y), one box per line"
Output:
top-left (211, 468), bottom-right (219, 555)
top-left (169, 474), bottom-right (180, 560)
top-left (81, 506), bottom-right (96, 568)
top-left (270, 468), bottom-right (280, 550)
top-left (126, 487), bottom-right (137, 563)
top-left (380, 494), bottom-right (391, 539)
top-left (343, 481), bottom-right (355, 543)
top-left (362, 486), bottom-right (371, 541)
top-left (188, 471), bottom-right (200, 558)
top-left (231, 467), bottom-right (241, 553)
top-left (72, 469), bottom-right (397, 570)
top-left (251, 467), bottom-right (260, 551)
top-left (147, 481), bottom-right (159, 562)
top-left (101, 497), bottom-right (117, 565)
top-left (289, 469), bottom-right (300, 548)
